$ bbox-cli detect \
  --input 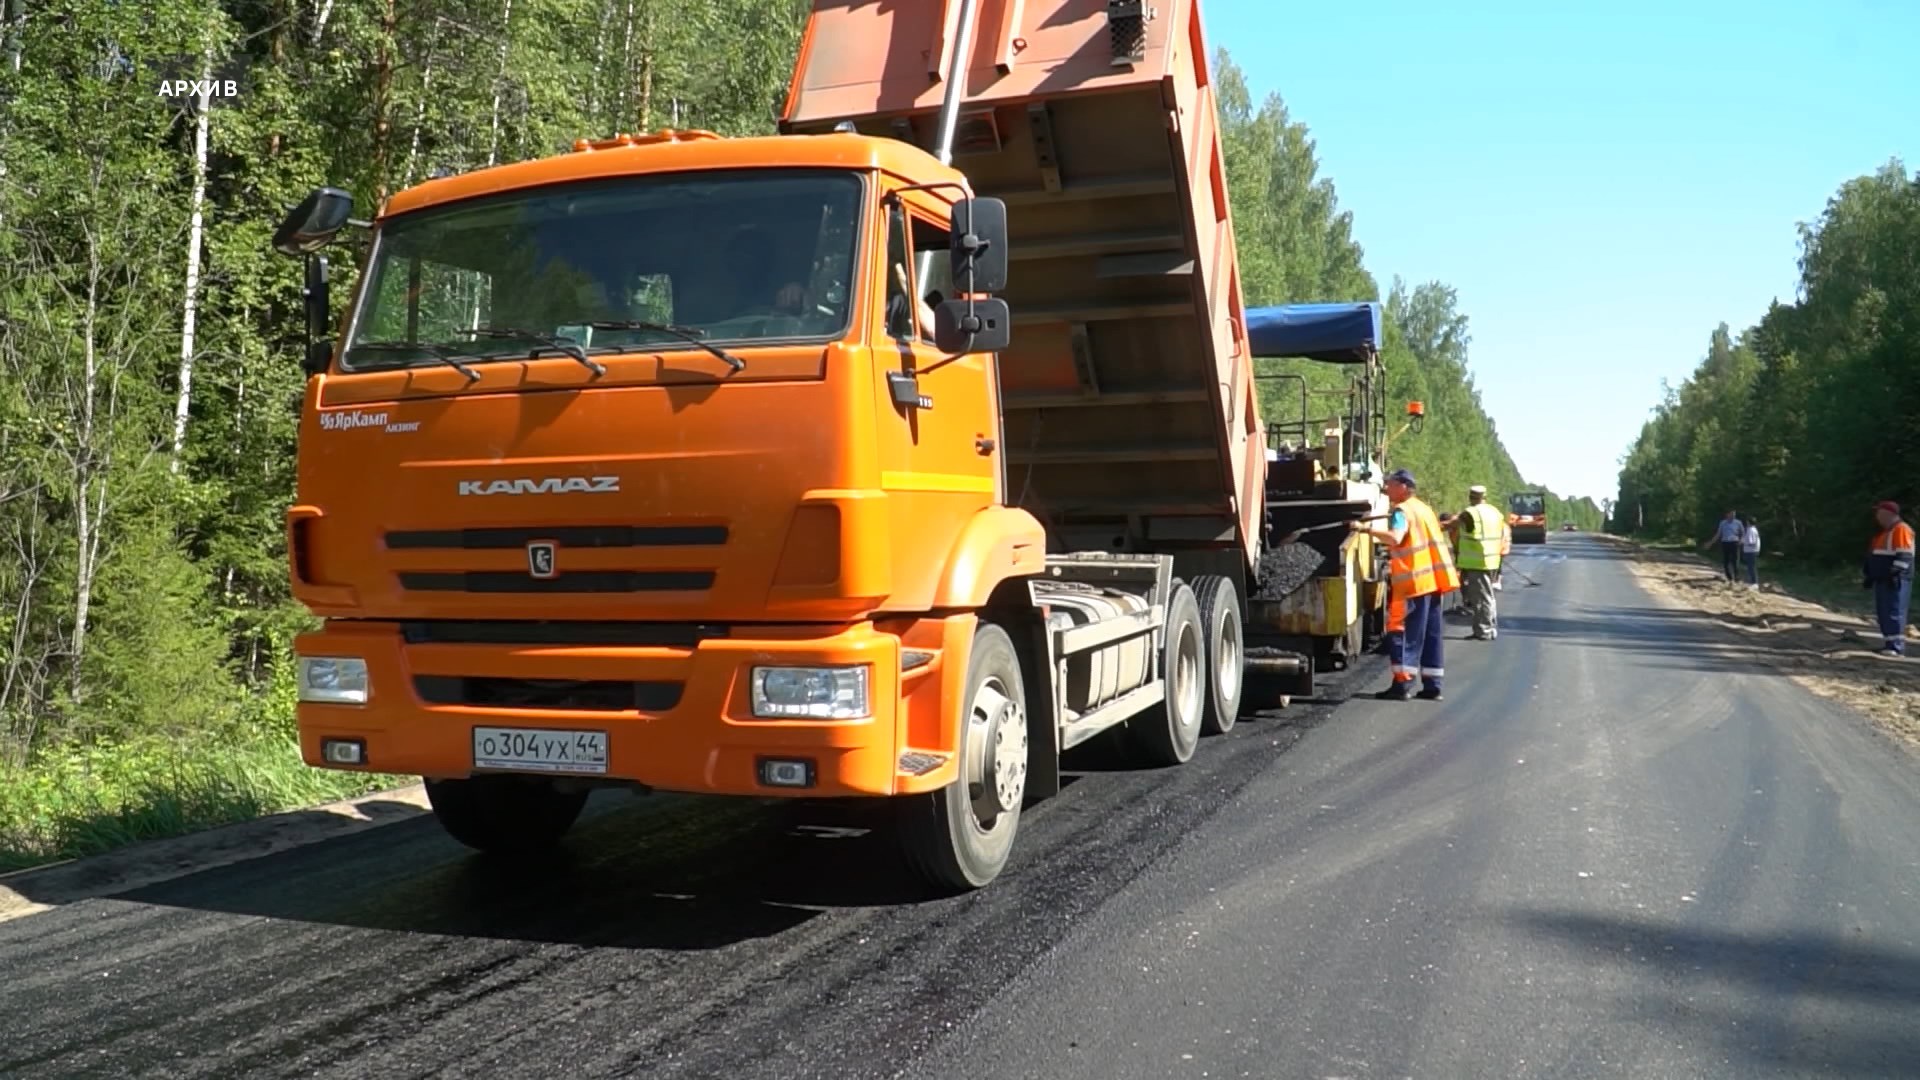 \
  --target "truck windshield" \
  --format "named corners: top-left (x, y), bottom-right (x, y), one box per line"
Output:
top-left (1510, 494), bottom-right (1546, 516)
top-left (341, 169), bottom-right (863, 372)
